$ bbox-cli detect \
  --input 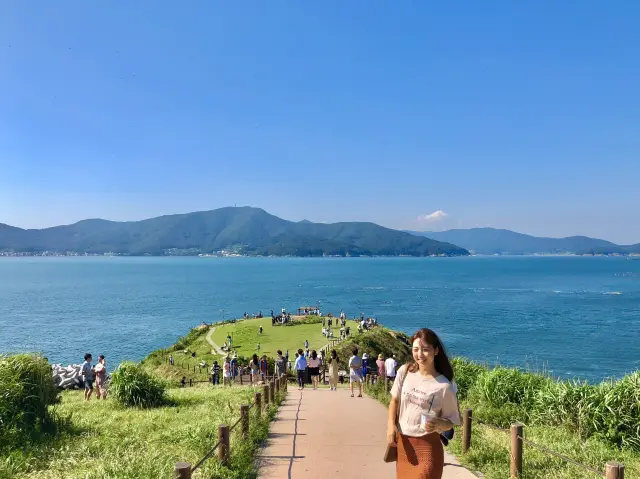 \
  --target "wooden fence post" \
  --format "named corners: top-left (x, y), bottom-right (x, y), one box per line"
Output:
top-left (240, 404), bottom-right (249, 439)
top-left (275, 377), bottom-right (280, 393)
top-left (462, 408), bottom-right (472, 453)
top-left (255, 392), bottom-right (262, 418)
top-left (173, 462), bottom-right (191, 478)
top-left (218, 424), bottom-right (230, 467)
top-left (510, 423), bottom-right (523, 478)
top-left (189, 378), bottom-right (193, 387)
top-left (240, 373), bottom-right (243, 385)
top-left (269, 381), bottom-right (275, 403)
top-left (263, 385), bottom-right (270, 407)
top-left (606, 462), bottom-right (625, 479)
top-left (282, 373), bottom-right (287, 391)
